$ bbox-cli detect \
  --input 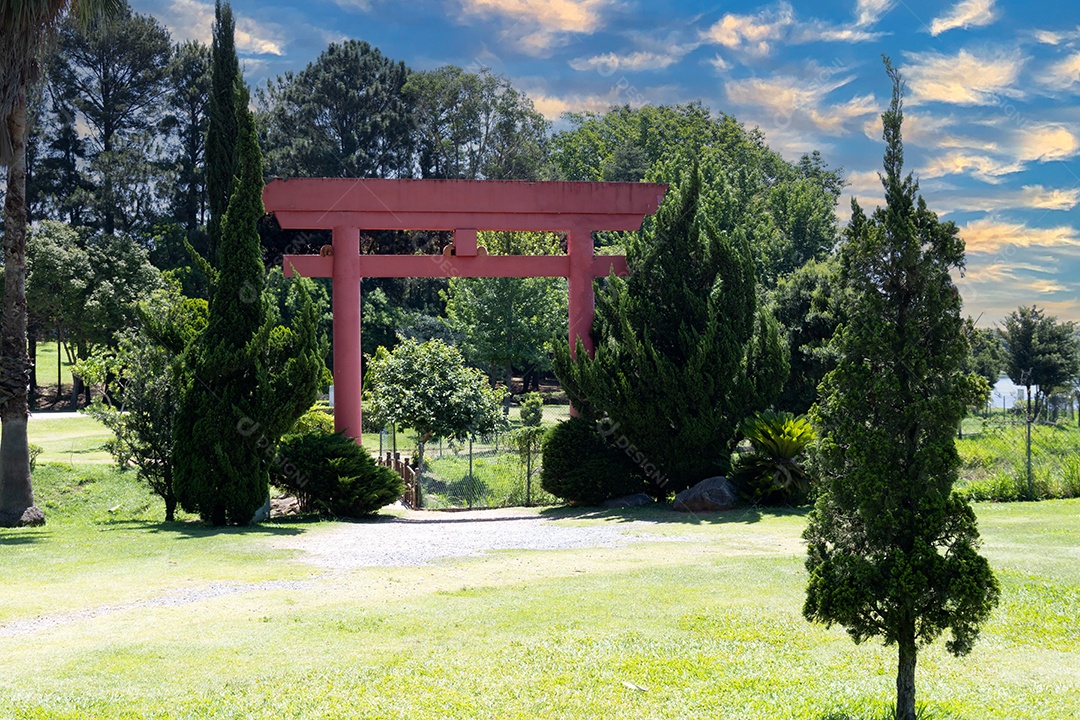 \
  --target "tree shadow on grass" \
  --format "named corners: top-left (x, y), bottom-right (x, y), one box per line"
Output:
top-left (538, 503), bottom-right (810, 526)
top-left (97, 518), bottom-right (309, 538)
top-left (0, 530), bottom-right (50, 546)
